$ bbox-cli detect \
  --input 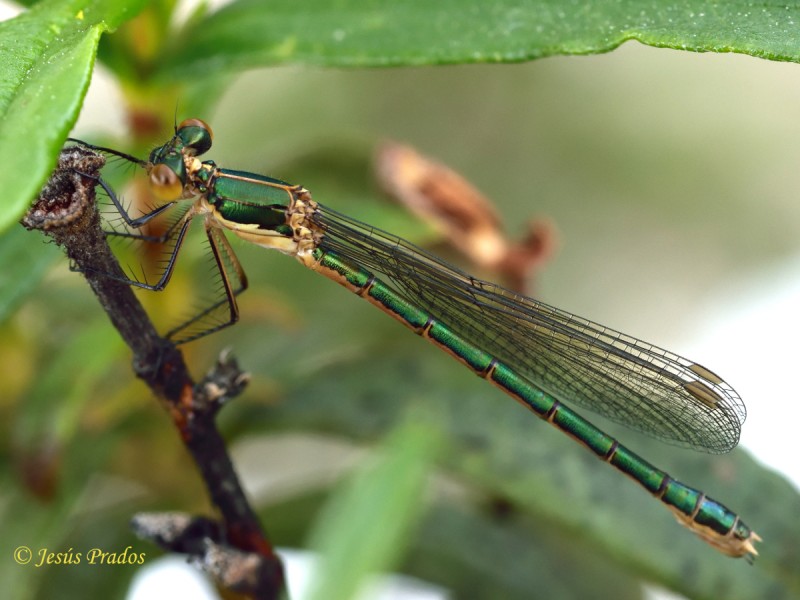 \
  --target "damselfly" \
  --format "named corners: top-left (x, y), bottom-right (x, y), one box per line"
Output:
top-left (70, 119), bottom-right (760, 560)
